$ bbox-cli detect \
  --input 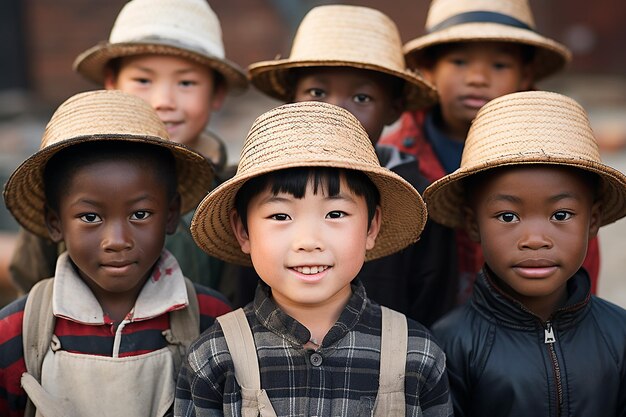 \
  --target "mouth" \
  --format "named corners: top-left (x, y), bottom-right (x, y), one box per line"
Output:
top-left (459, 95), bottom-right (490, 109)
top-left (101, 261), bottom-right (135, 275)
top-left (512, 259), bottom-right (558, 278)
top-left (290, 265), bottom-right (331, 282)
